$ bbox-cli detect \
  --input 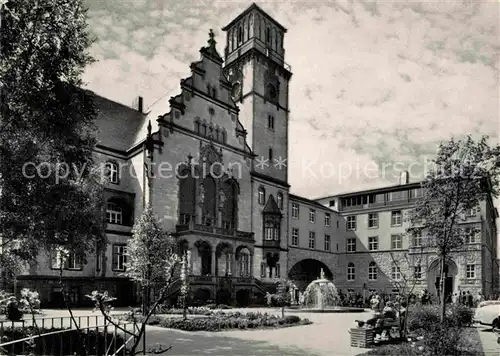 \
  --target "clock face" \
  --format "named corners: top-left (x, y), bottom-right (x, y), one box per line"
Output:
top-left (231, 82), bottom-right (241, 100)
